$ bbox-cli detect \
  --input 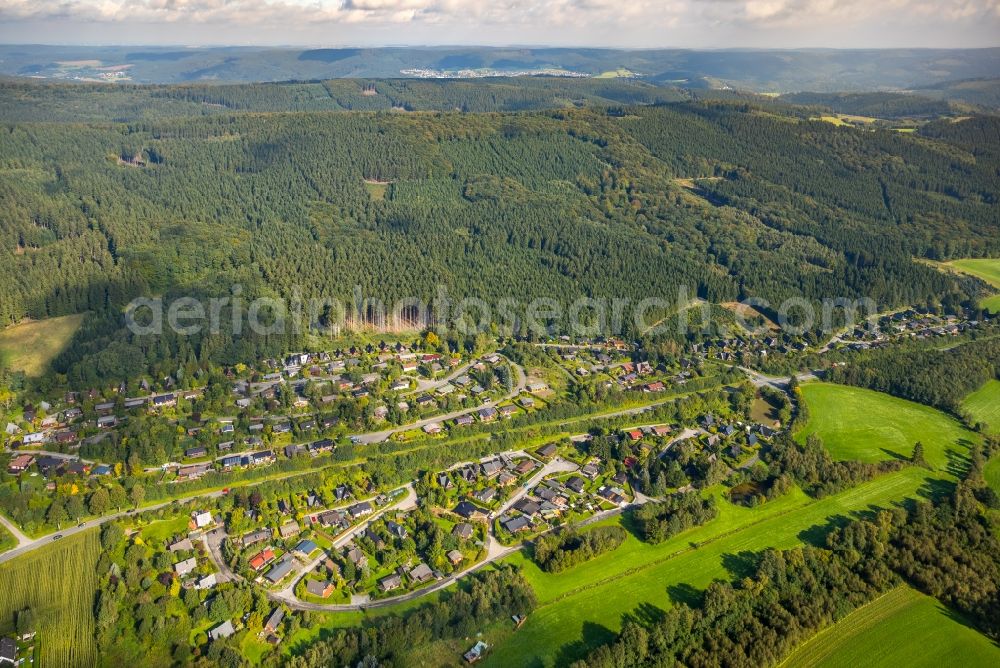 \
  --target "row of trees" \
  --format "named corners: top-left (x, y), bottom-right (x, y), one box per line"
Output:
top-left (533, 526), bottom-right (627, 573)
top-left (828, 336), bottom-right (1000, 414)
top-left (572, 443), bottom-right (1000, 667)
top-left (630, 493), bottom-right (718, 544)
